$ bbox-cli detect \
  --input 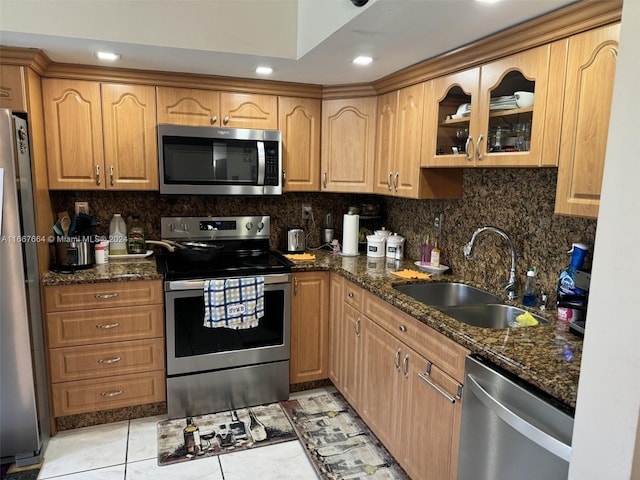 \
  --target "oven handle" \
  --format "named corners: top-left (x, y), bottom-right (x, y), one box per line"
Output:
top-left (167, 274), bottom-right (291, 290)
